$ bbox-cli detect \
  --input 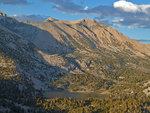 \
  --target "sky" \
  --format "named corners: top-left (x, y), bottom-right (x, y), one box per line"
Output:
top-left (0, 0), bottom-right (150, 44)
